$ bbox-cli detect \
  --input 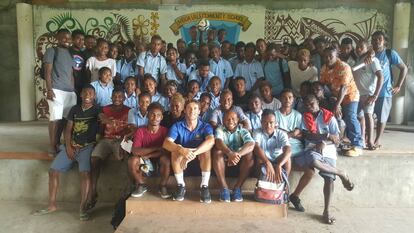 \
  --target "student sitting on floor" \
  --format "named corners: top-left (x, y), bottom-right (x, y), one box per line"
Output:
top-left (253, 109), bottom-right (292, 183)
top-left (91, 67), bottom-right (114, 107)
top-left (34, 84), bottom-right (102, 221)
top-left (129, 103), bottom-right (172, 198)
top-left (291, 94), bottom-right (354, 225)
top-left (88, 88), bottom-right (130, 210)
top-left (212, 110), bottom-right (255, 202)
